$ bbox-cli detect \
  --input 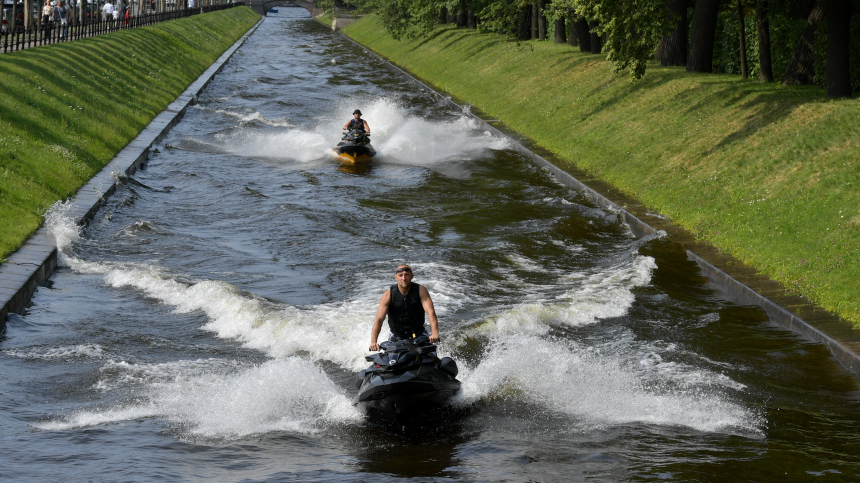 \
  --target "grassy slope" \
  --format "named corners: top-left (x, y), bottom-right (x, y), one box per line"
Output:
top-left (343, 16), bottom-right (860, 326)
top-left (0, 7), bottom-right (260, 259)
